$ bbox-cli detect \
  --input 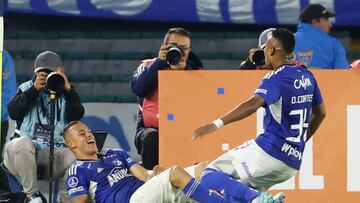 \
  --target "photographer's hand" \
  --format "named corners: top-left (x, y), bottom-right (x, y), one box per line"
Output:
top-left (57, 71), bottom-right (71, 91)
top-left (34, 72), bottom-right (47, 90)
top-left (170, 57), bottom-right (187, 70)
top-left (248, 48), bottom-right (258, 63)
top-left (158, 44), bottom-right (169, 61)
